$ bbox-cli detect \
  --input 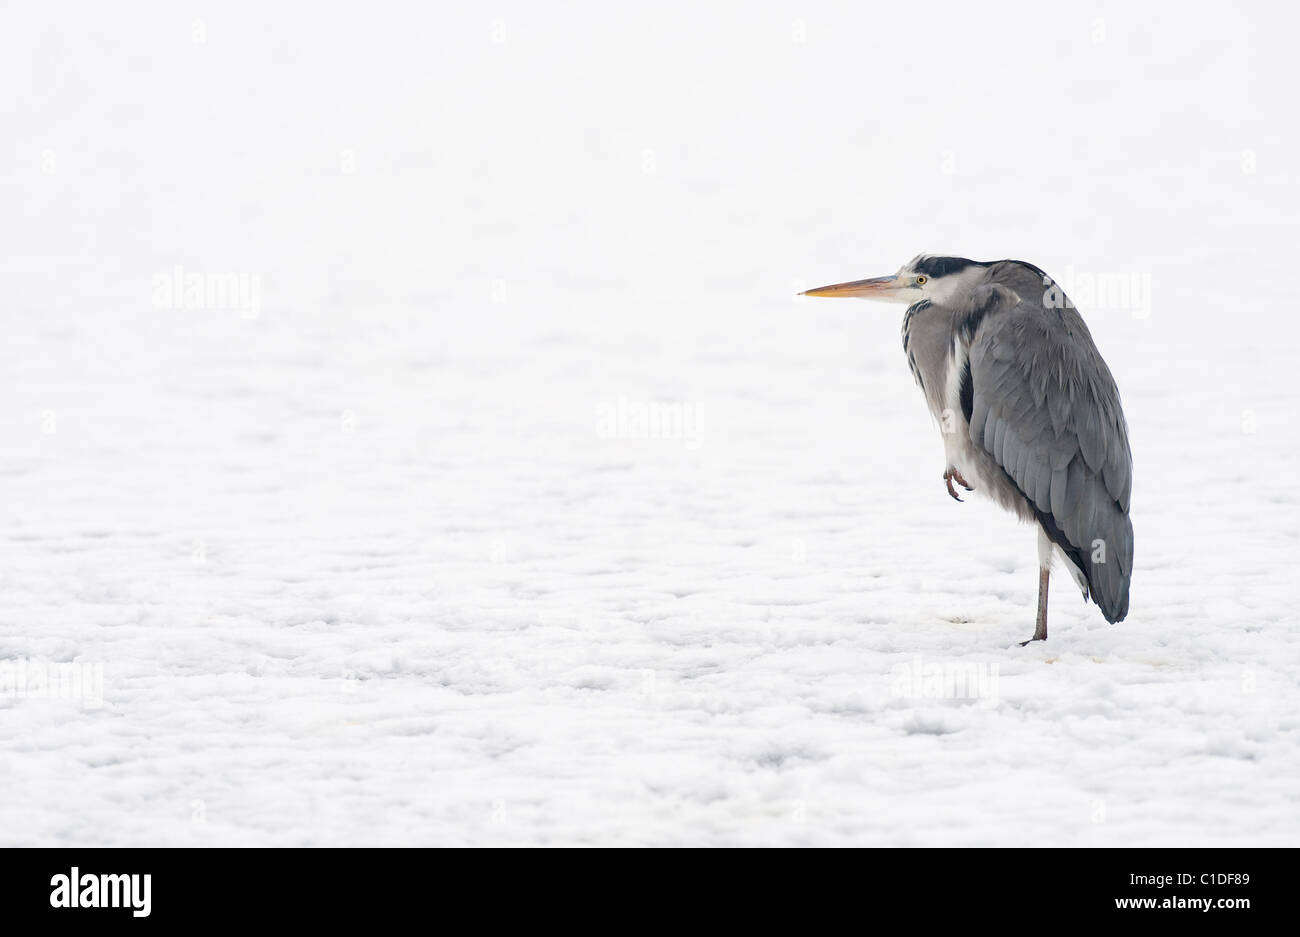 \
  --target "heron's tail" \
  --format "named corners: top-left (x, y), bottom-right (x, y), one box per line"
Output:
top-left (1085, 512), bottom-right (1132, 623)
